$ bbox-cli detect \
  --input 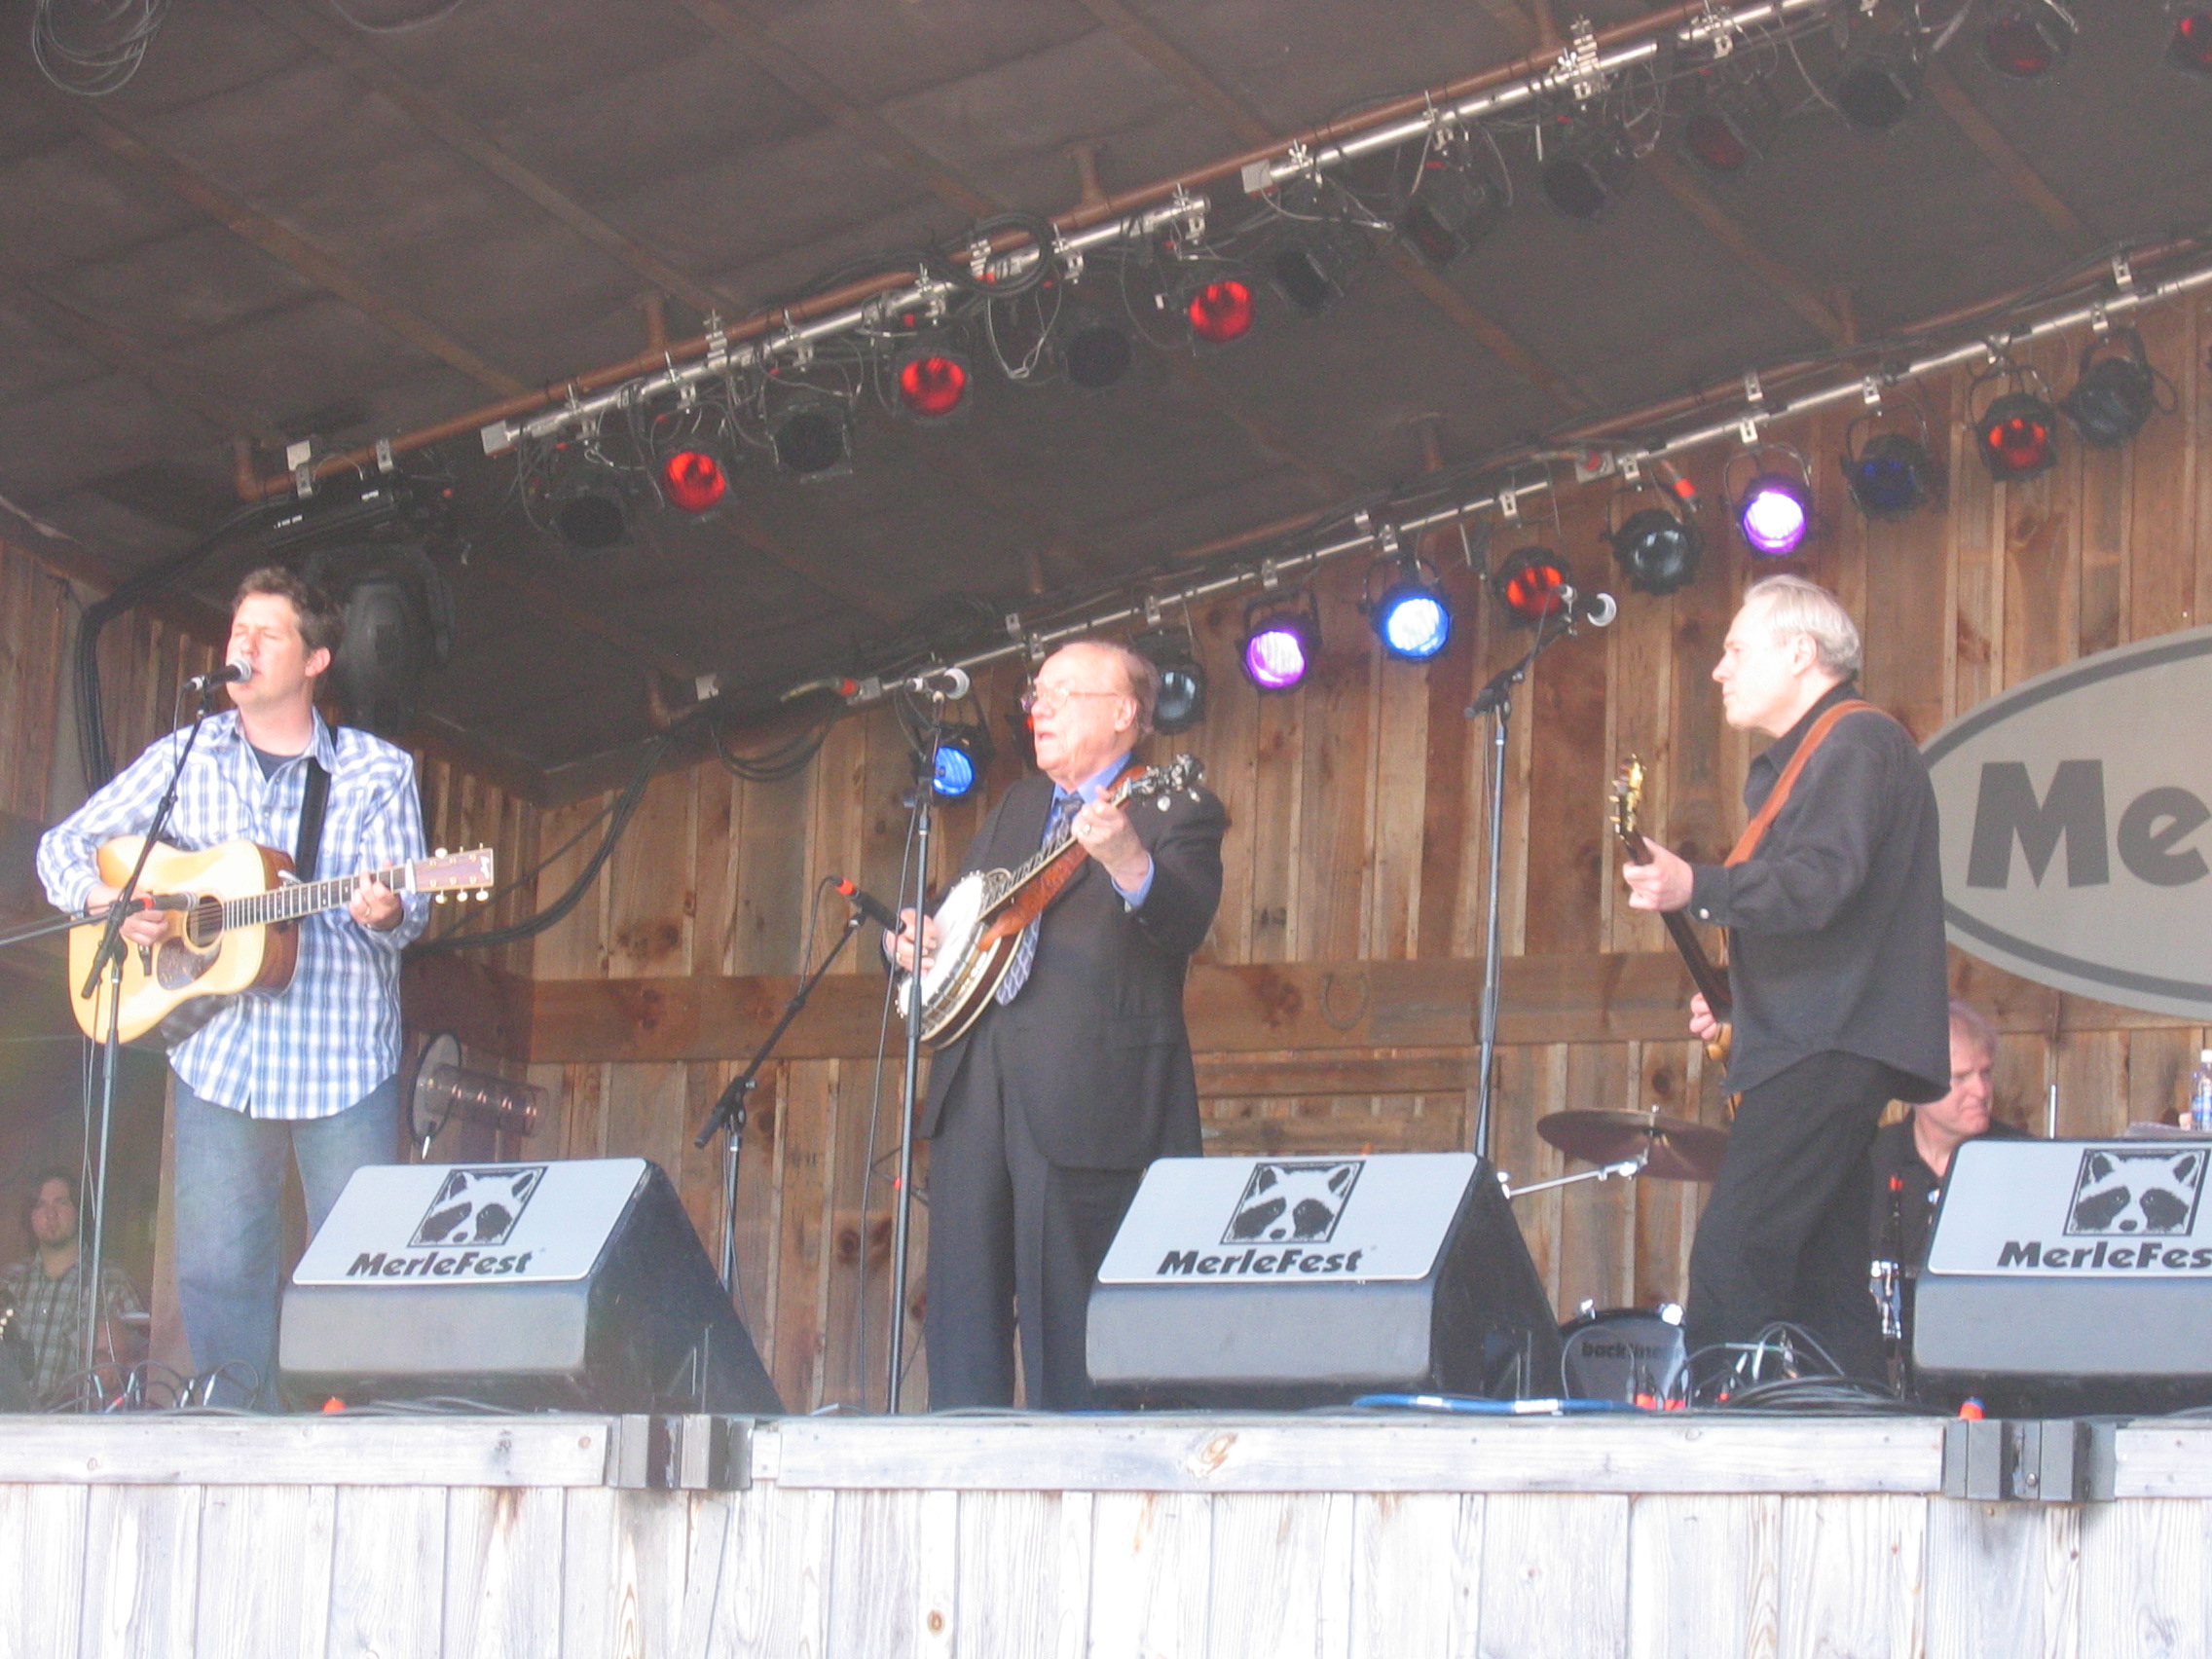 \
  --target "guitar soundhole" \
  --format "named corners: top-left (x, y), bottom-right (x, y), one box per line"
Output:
top-left (184, 896), bottom-right (222, 948)
top-left (154, 938), bottom-right (221, 991)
